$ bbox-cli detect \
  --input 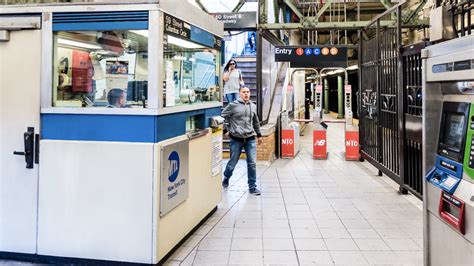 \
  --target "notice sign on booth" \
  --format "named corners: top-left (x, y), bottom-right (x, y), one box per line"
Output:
top-left (160, 138), bottom-right (189, 216)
